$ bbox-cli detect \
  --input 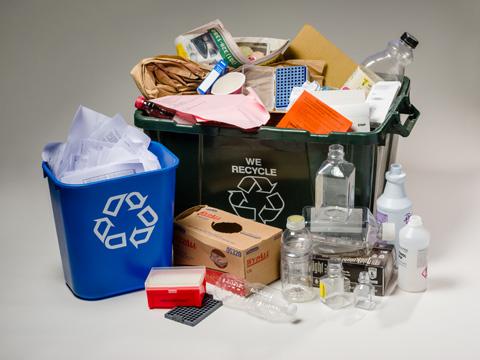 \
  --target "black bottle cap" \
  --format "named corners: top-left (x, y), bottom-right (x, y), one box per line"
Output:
top-left (400, 32), bottom-right (419, 49)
